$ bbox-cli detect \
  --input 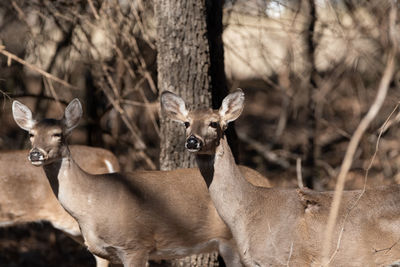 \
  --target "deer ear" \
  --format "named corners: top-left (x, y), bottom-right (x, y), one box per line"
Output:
top-left (63, 98), bottom-right (82, 134)
top-left (219, 88), bottom-right (245, 124)
top-left (160, 91), bottom-right (189, 123)
top-left (12, 101), bottom-right (35, 131)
